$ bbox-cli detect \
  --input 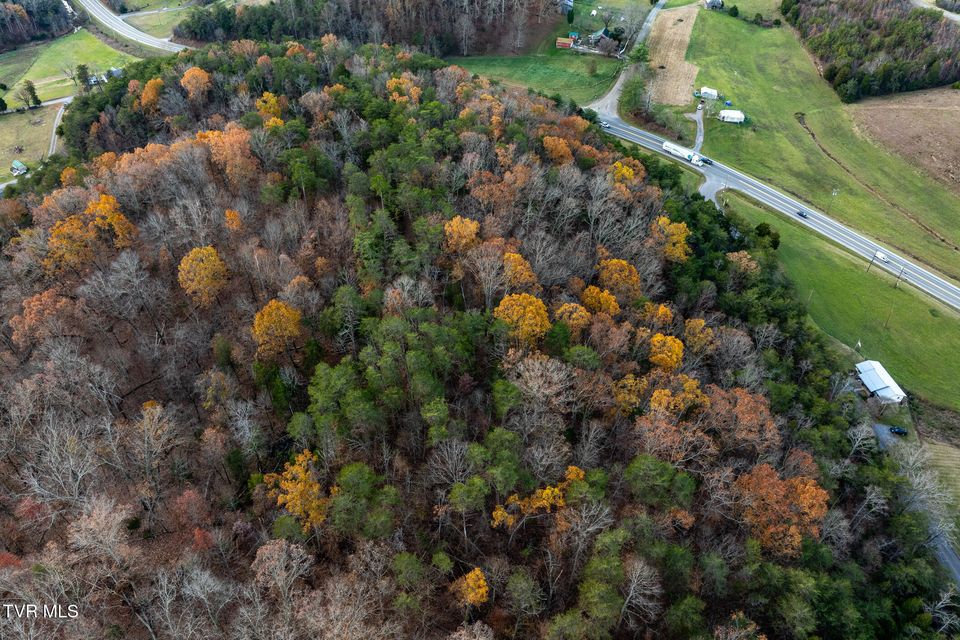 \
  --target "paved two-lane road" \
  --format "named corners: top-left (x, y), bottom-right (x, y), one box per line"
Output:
top-left (600, 115), bottom-right (960, 311)
top-left (73, 0), bottom-right (187, 52)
